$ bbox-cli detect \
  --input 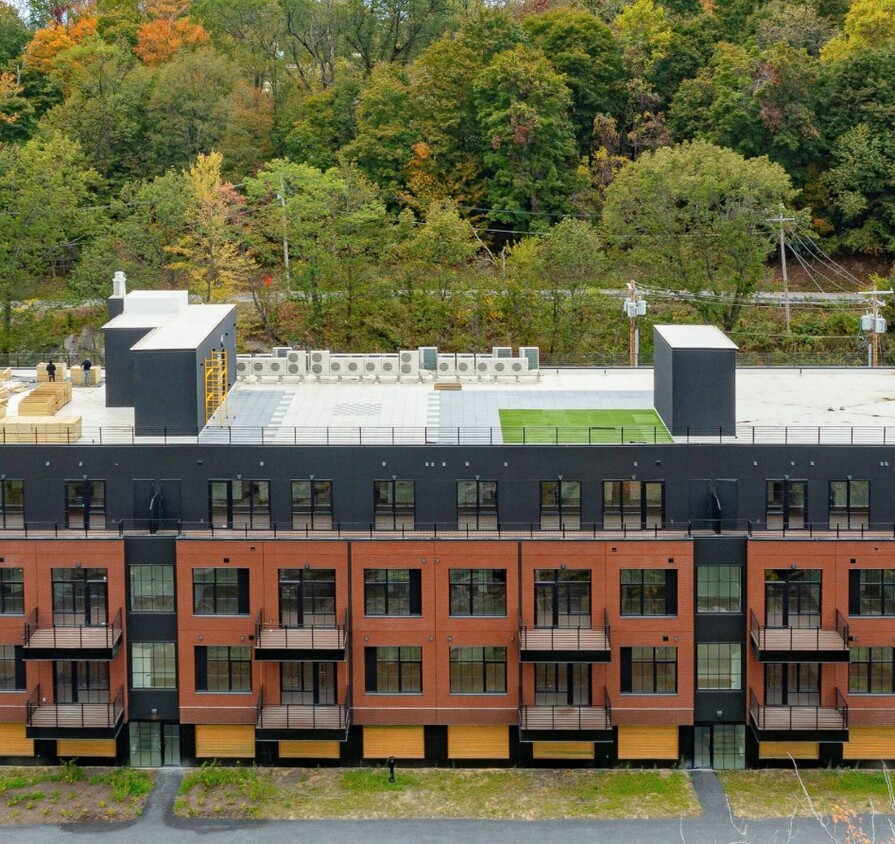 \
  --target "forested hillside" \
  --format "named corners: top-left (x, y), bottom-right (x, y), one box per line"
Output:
top-left (0, 0), bottom-right (892, 359)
